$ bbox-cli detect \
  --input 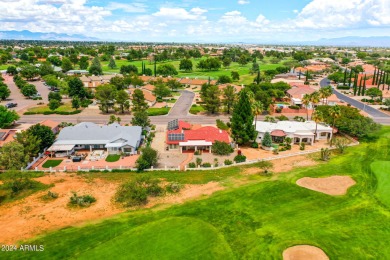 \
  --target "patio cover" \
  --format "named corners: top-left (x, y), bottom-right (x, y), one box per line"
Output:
top-left (271, 130), bottom-right (287, 137)
top-left (47, 144), bottom-right (75, 152)
top-left (179, 140), bottom-right (212, 147)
